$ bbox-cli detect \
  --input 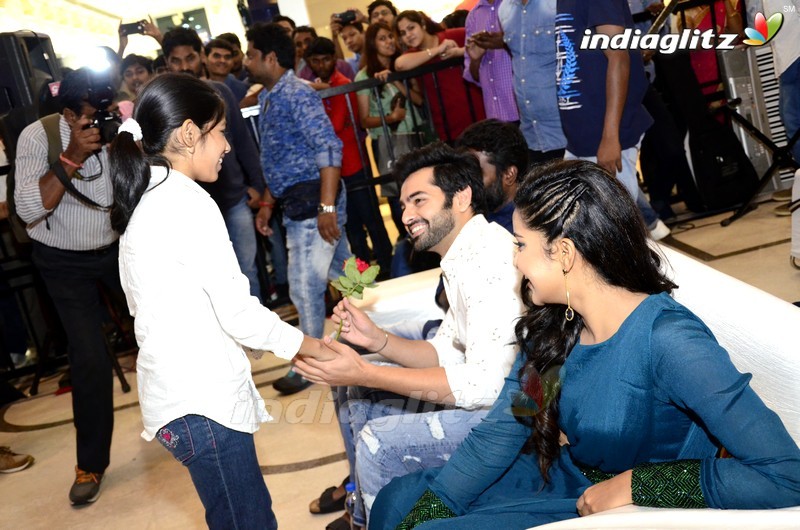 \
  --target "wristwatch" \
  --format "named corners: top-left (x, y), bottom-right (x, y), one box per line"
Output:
top-left (318, 203), bottom-right (336, 214)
